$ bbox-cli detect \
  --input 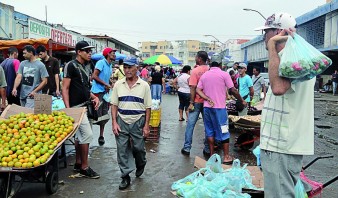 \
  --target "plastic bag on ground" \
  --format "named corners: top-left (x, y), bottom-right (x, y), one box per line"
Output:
top-left (206, 154), bottom-right (223, 173)
top-left (295, 179), bottom-right (309, 198)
